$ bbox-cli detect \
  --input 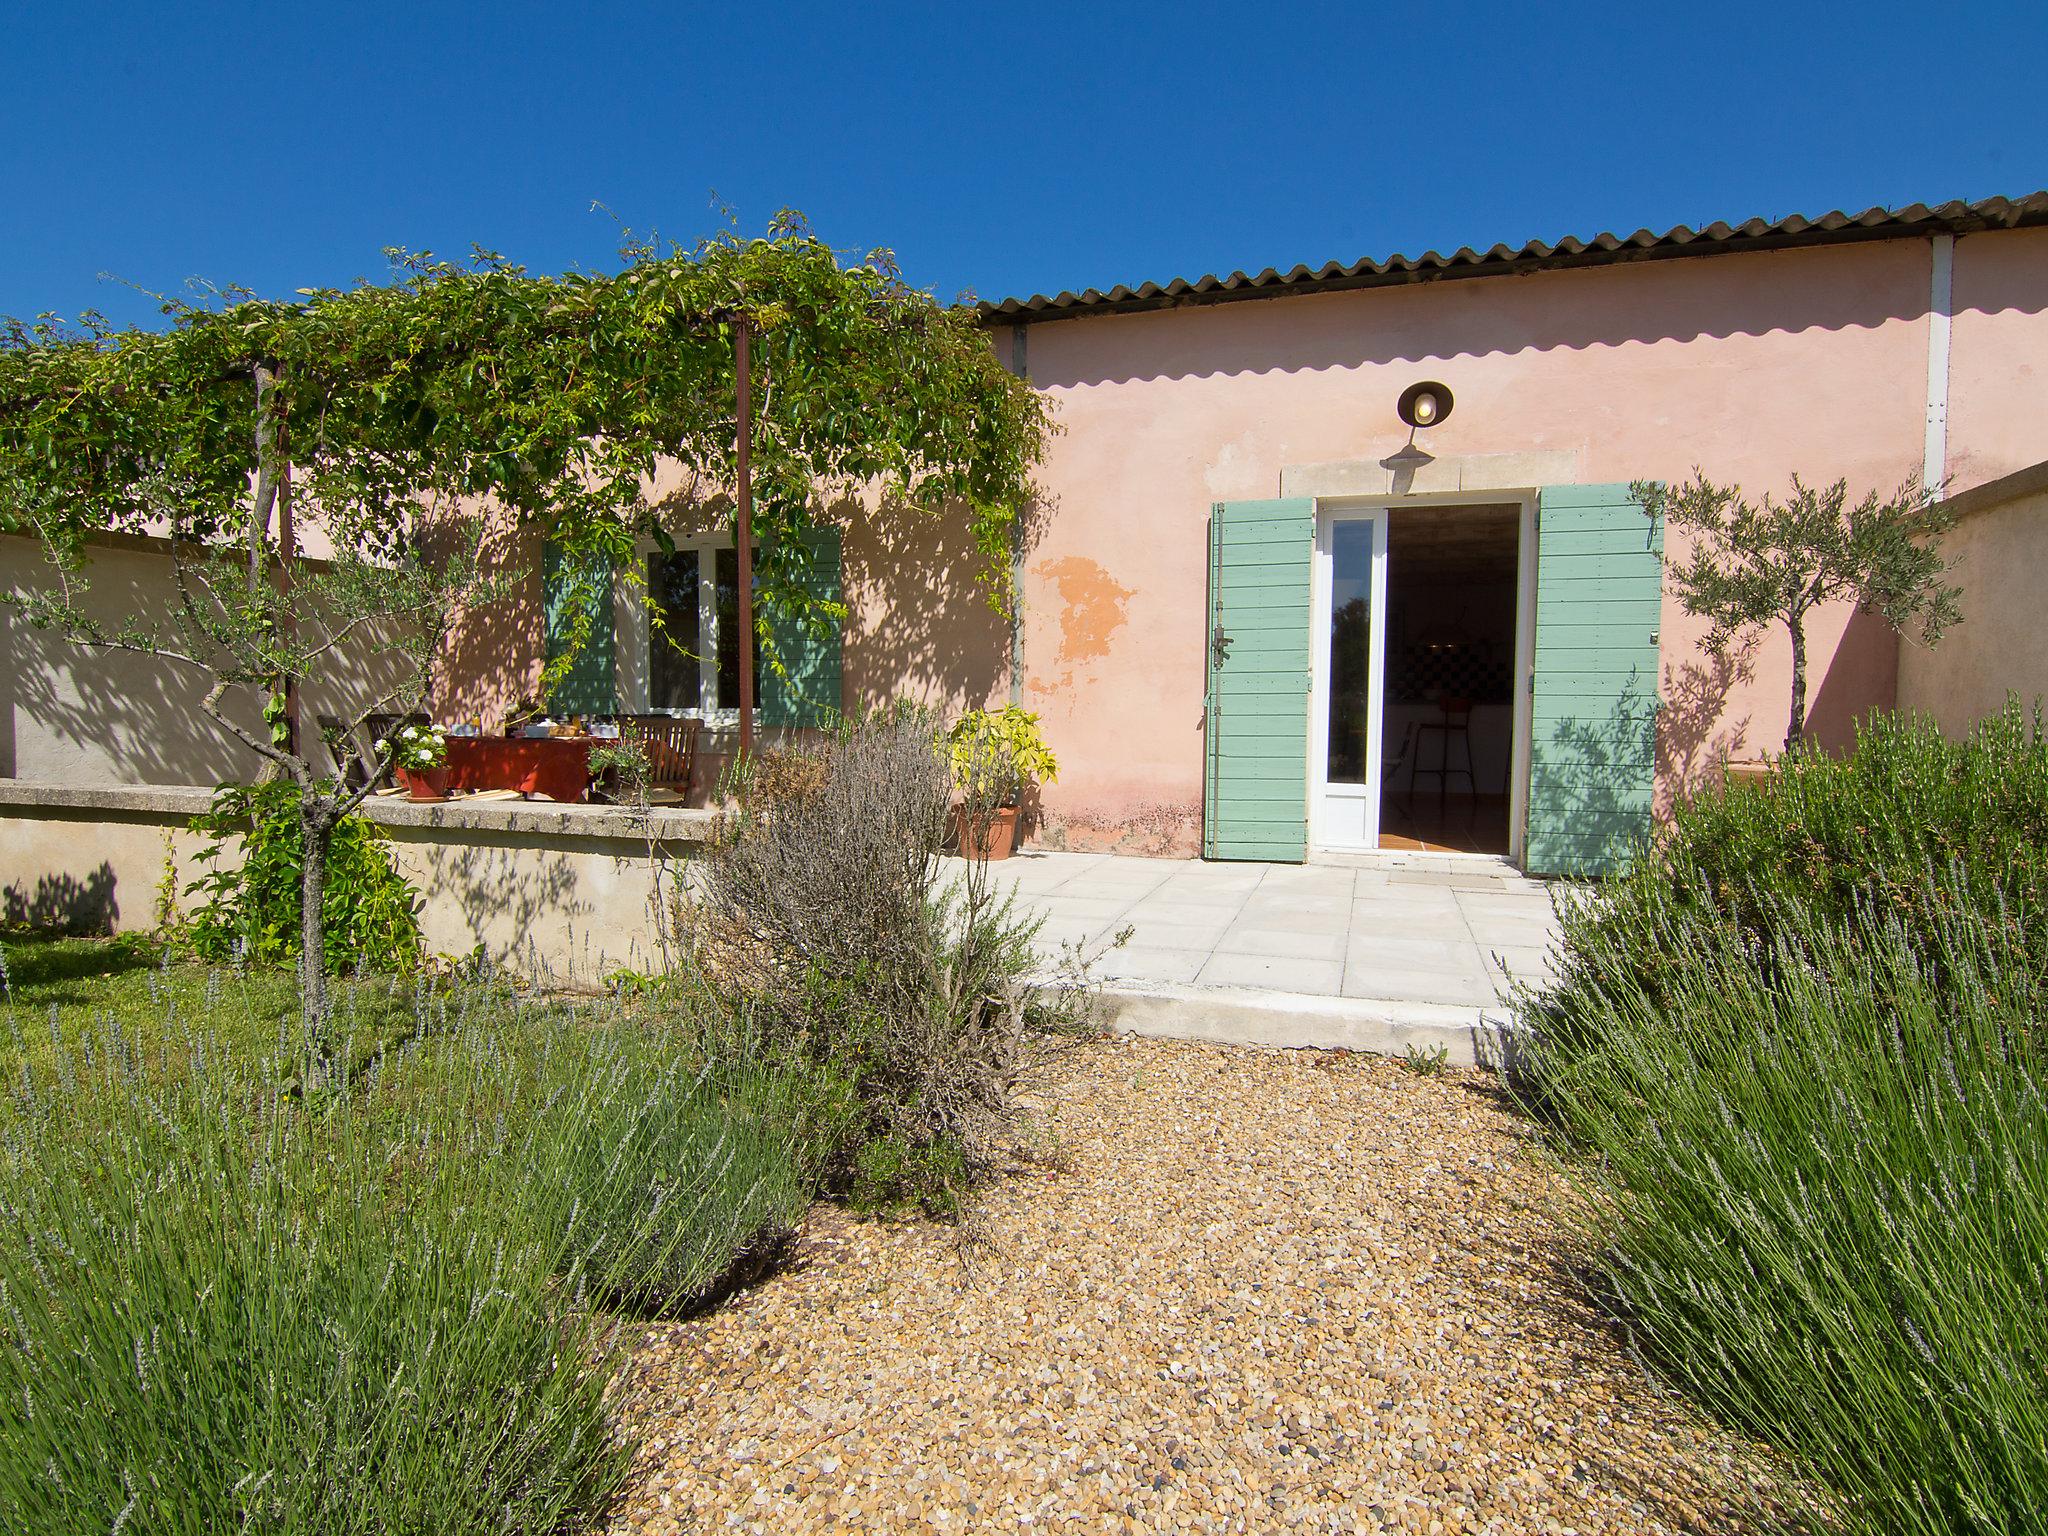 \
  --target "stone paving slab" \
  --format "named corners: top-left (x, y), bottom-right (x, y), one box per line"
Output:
top-left (957, 849), bottom-right (1567, 1063)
